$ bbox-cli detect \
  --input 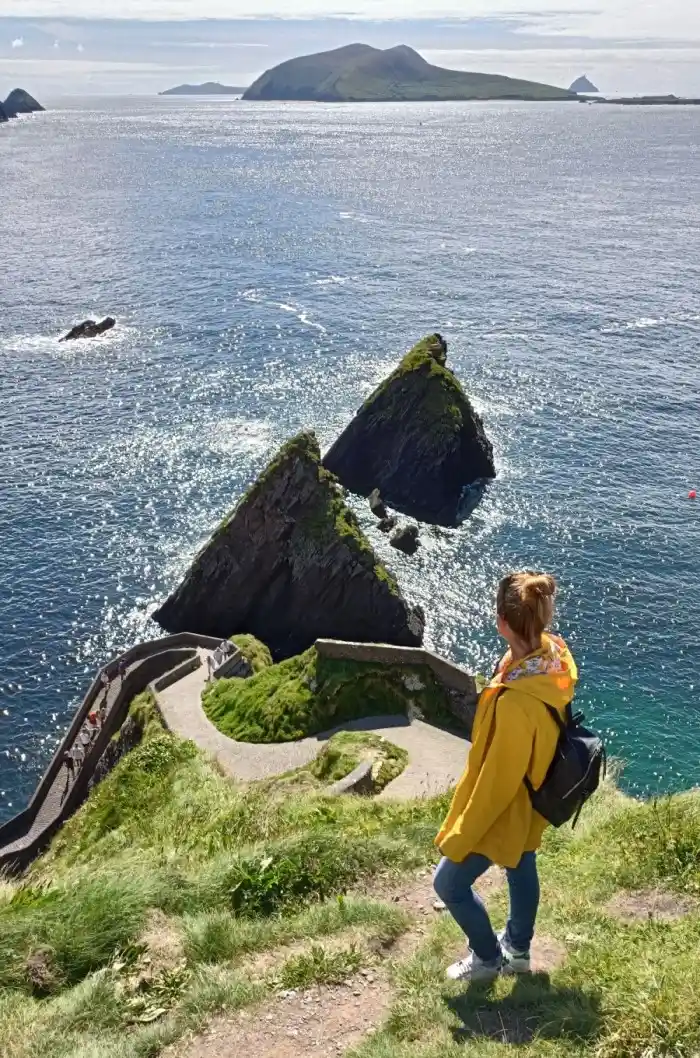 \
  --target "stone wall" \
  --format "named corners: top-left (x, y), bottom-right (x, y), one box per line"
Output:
top-left (0, 634), bottom-right (223, 873)
top-left (315, 639), bottom-right (479, 733)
